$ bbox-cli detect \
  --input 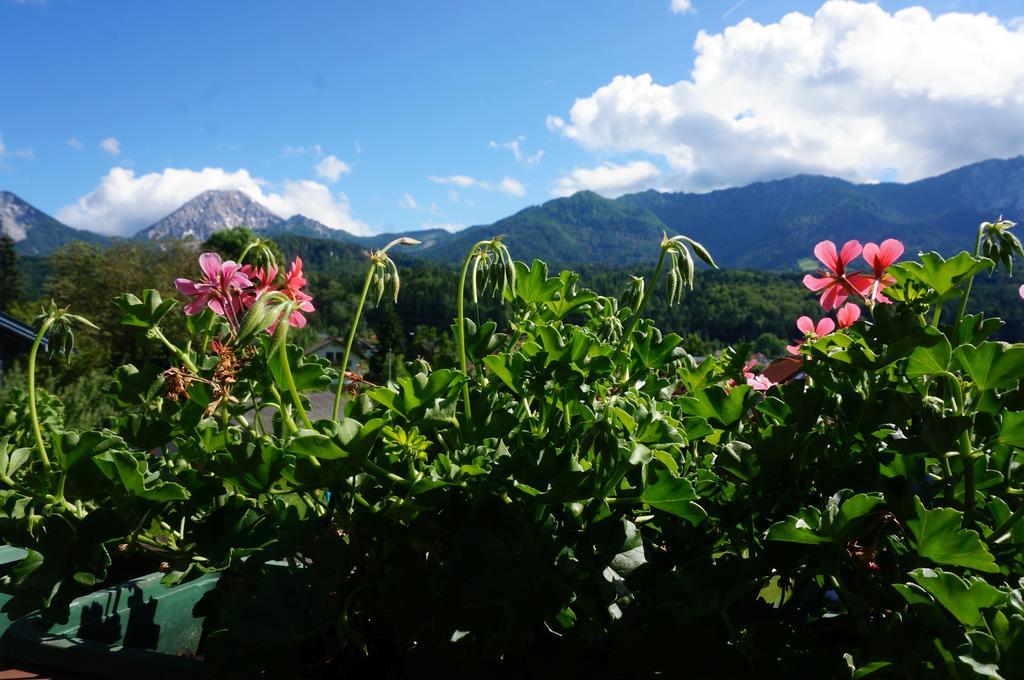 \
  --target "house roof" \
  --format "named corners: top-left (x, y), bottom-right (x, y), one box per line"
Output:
top-left (0, 311), bottom-right (47, 350)
top-left (305, 335), bottom-right (370, 357)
